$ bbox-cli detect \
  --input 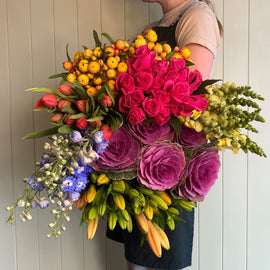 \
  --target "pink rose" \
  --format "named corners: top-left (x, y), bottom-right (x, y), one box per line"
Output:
top-left (191, 95), bottom-right (208, 111)
top-left (168, 57), bottom-right (185, 71)
top-left (76, 118), bottom-right (88, 130)
top-left (168, 81), bottom-right (191, 104)
top-left (189, 70), bottom-right (202, 92)
top-left (153, 106), bottom-right (170, 125)
top-left (152, 58), bottom-right (168, 77)
top-left (134, 71), bottom-right (153, 90)
top-left (118, 90), bottom-right (145, 112)
top-left (127, 107), bottom-right (146, 125)
top-left (116, 72), bottom-right (135, 94)
top-left (151, 75), bottom-right (165, 90)
top-left (142, 97), bottom-right (162, 117)
top-left (128, 46), bottom-right (153, 75)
